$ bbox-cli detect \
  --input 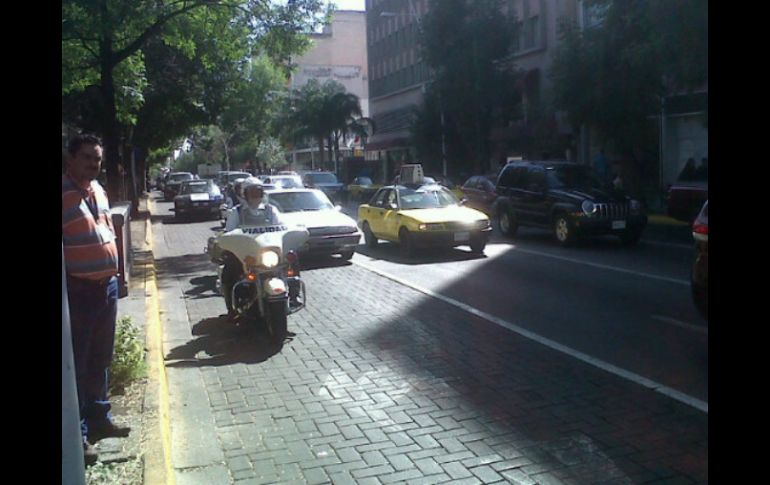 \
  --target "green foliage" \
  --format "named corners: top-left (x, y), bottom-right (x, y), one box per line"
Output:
top-left (550, 0), bottom-right (707, 160)
top-left (412, 0), bottom-right (521, 174)
top-left (281, 79), bottom-right (369, 168)
top-left (256, 137), bottom-right (288, 170)
top-left (62, 0), bottom-right (329, 198)
top-left (110, 316), bottom-right (146, 393)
